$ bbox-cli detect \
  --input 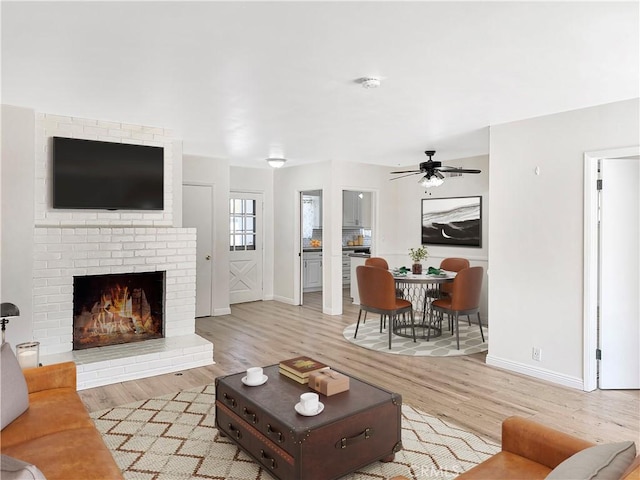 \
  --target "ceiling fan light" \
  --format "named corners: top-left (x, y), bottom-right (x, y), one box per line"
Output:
top-left (266, 157), bottom-right (287, 168)
top-left (419, 175), bottom-right (444, 188)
